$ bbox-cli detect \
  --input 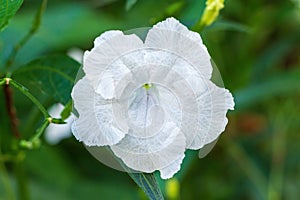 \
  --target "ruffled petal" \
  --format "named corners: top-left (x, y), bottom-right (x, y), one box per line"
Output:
top-left (159, 154), bottom-right (185, 179)
top-left (94, 30), bottom-right (122, 46)
top-left (152, 17), bottom-right (203, 43)
top-left (83, 31), bottom-right (144, 97)
top-left (71, 77), bottom-right (126, 146)
top-left (110, 122), bottom-right (186, 173)
top-left (145, 17), bottom-right (212, 79)
top-left (188, 82), bottom-right (234, 149)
